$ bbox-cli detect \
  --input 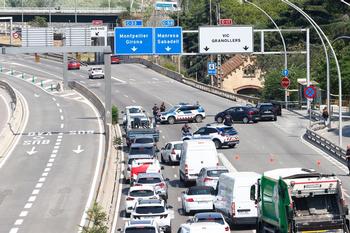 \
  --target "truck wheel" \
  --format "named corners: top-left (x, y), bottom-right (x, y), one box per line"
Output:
top-left (229, 144), bottom-right (236, 148)
top-left (243, 117), bottom-right (249, 124)
top-left (168, 116), bottom-right (175, 124)
top-left (216, 116), bottom-right (223, 123)
top-left (195, 115), bottom-right (203, 123)
top-left (213, 139), bottom-right (221, 149)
